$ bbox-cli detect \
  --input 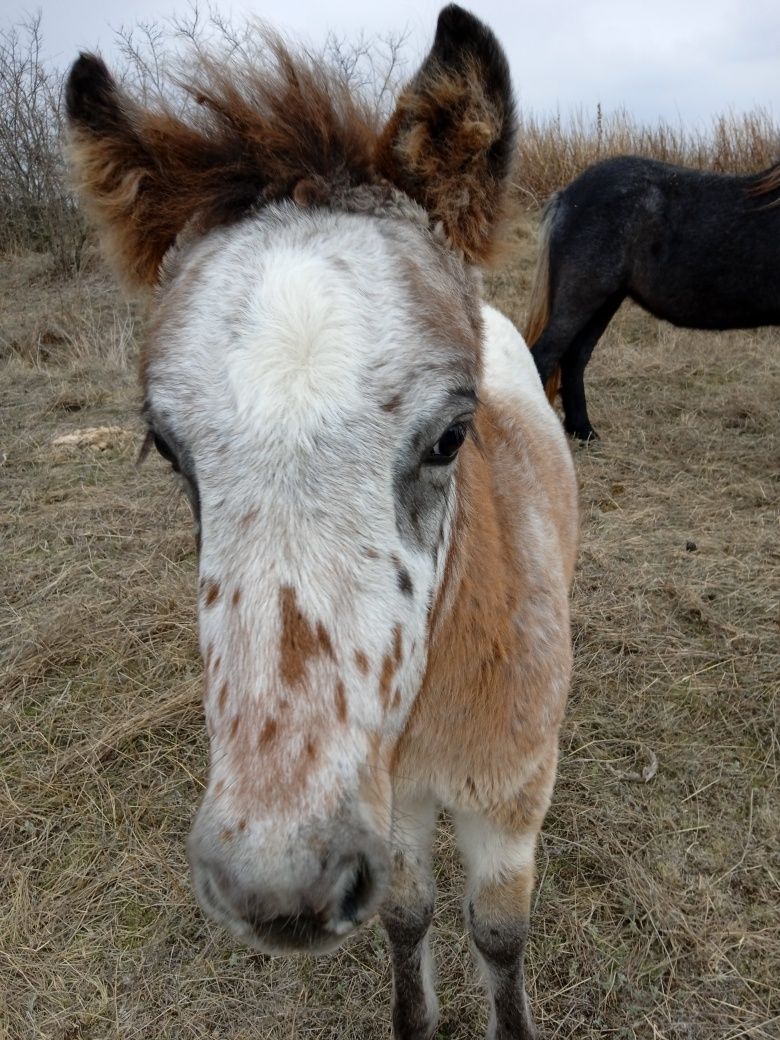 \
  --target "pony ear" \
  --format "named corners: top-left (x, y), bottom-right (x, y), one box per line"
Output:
top-left (376, 4), bottom-right (516, 264)
top-left (65, 53), bottom-right (196, 288)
